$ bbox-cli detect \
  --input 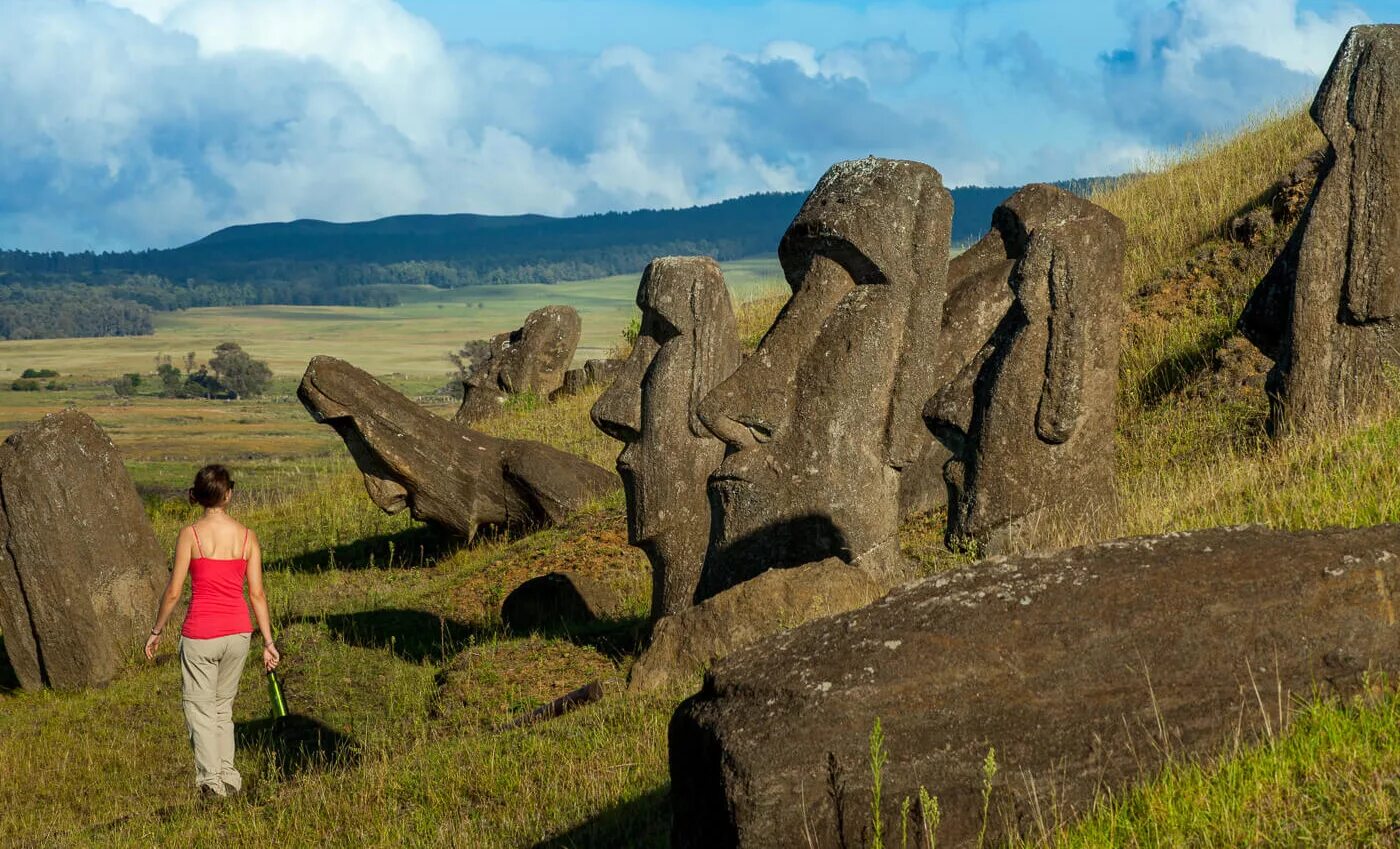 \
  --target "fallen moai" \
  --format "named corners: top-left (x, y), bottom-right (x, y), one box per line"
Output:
top-left (0, 410), bottom-right (167, 690)
top-left (1239, 25), bottom-right (1400, 435)
top-left (926, 184), bottom-right (1125, 553)
top-left (695, 157), bottom-right (952, 600)
top-left (456, 305), bottom-right (582, 423)
top-left (299, 356), bottom-right (616, 539)
top-left (591, 257), bottom-right (740, 620)
top-left (670, 523), bottom-right (1400, 849)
